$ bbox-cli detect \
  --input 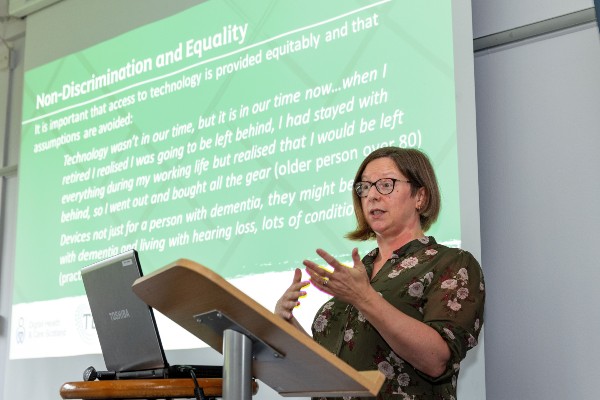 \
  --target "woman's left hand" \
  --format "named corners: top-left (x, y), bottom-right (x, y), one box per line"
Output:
top-left (304, 248), bottom-right (372, 304)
